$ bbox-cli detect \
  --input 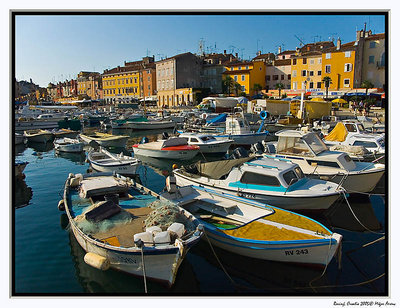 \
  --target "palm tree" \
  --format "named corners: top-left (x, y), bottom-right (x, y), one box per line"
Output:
top-left (222, 76), bottom-right (235, 95)
top-left (252, 83), bottom-right (263, 96)
top-left (234, 82), bottom-right (243, 96)
top-left (275, 83), bottom-right (284, 98)
top-left (322, 76), bottom-right (332, 100)
top-left (361, 80), bottom-right (374, 95)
